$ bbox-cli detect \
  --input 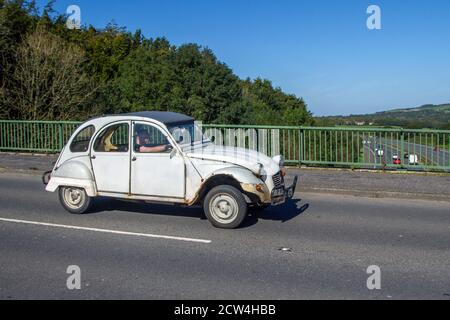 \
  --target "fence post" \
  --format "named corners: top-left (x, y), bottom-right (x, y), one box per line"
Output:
top-left (59, 123), bottom-right (64, 152)
top-left (298, 127), bottom-right (304, 167)
top-left (400, 129), bottom-right (405, 169)
top-left (448, 133), bottom-right (450, 168)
